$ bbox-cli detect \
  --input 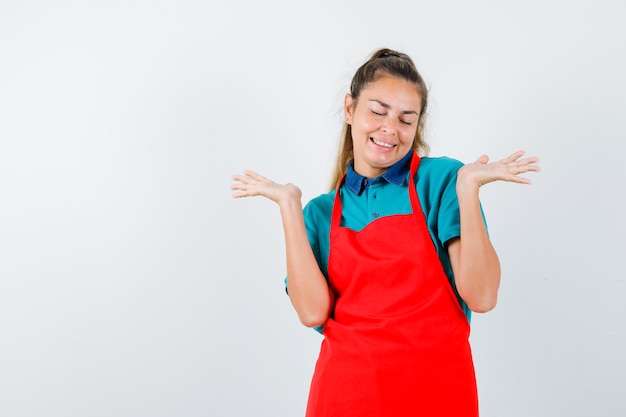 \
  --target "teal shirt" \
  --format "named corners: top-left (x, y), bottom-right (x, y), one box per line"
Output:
top-left (290, 151), bottom-right (484, 331)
